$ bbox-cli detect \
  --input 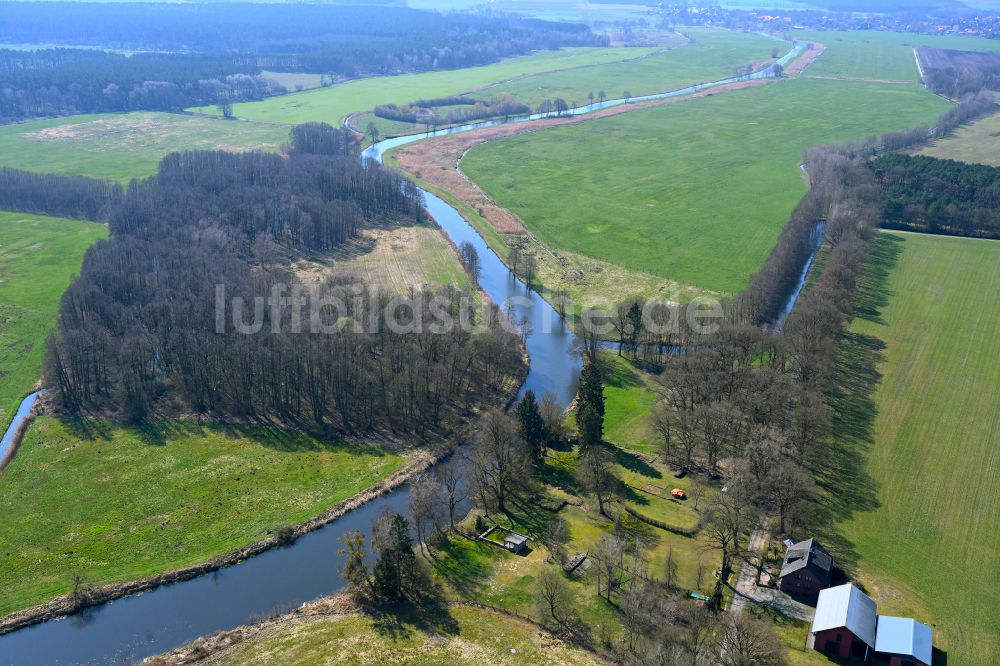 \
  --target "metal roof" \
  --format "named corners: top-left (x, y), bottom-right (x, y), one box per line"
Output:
top-left (504, 534), bottom-right (528, 545)
top-left (811, 583), bottom-right (878, 648)
top-left (780, 538), bottom-right (833, 578)
top-left (875, 616), bottom-right (933, 665)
